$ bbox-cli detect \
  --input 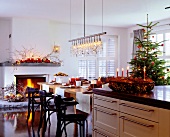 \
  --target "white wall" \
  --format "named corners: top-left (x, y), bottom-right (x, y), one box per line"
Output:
top-left (10, 17), bottom-right (128, 76)
top-left (0, 17), bottom-right (129, 87)
top-left (0, 19), bottom-right (11, 62)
